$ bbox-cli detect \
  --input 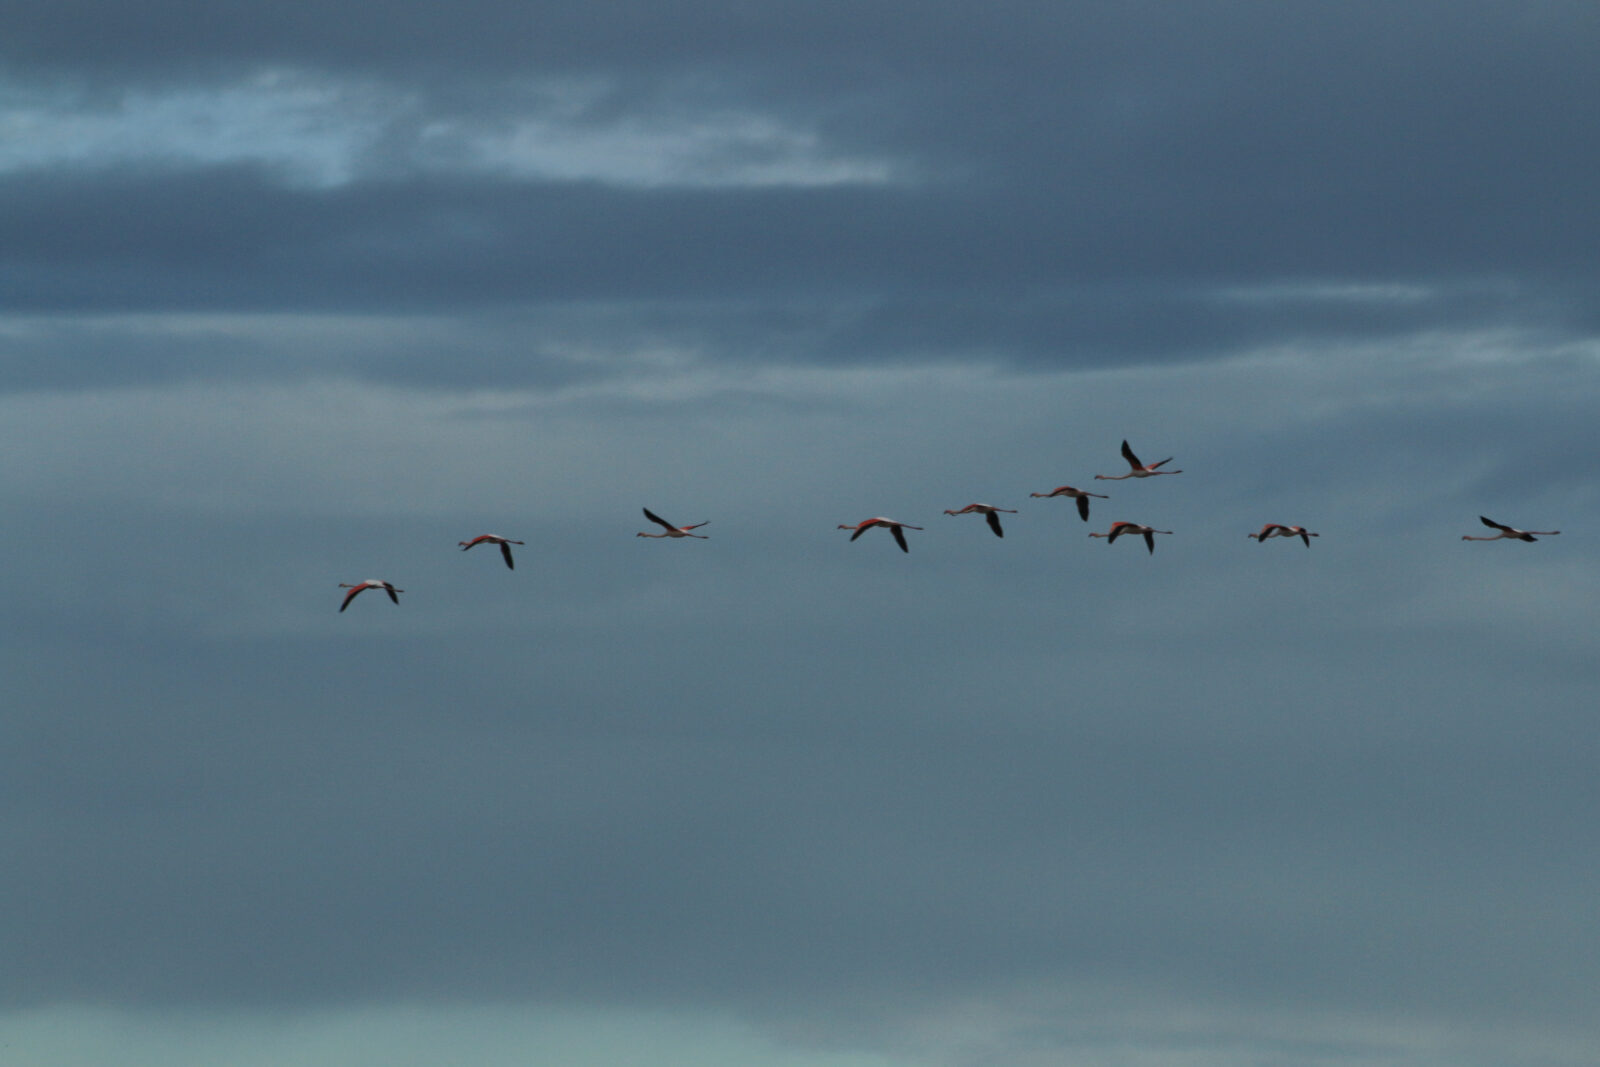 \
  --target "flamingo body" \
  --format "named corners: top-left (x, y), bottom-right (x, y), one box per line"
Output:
top-left (459, 534), bottom-right (524, 569)
top-left (1089, 521), bottom-right (1172, 554)
top-left (339, 579), bottom-right (403, 612)
top-left (838, 517), bottom-right (923, 553)
top-left (638, 508), bottom-right (710, 539)
top-left (1029, 485), bottom-right (1108, 521)
top-left (1462, 516), bottom-right (1559, 542)
top-left (943, 503), bottom-right (1017, 538)
top-left (1095, 440), bottom-right (1183, 480)
top-left (1249, 523), bottom-right (1319, 547)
